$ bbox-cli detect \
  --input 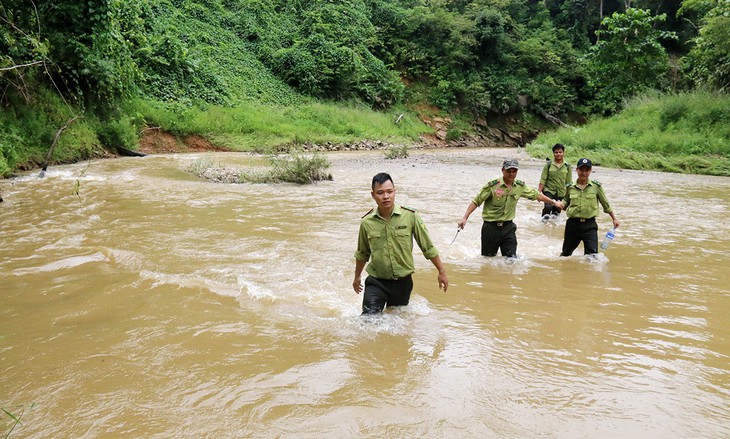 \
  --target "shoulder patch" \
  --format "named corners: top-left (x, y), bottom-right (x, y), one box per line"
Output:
top-left (591, 179), bottom-right (602, 186)
top-left (515, 179), bottom-right (525, 186)
top-left (487, 179), bottom-right (499, 187)
top-left (400, 205), bottom-right (417, 212)
top-left (361, 207), bottom-right (374, 219)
